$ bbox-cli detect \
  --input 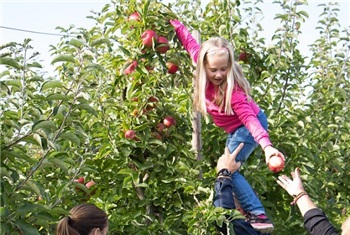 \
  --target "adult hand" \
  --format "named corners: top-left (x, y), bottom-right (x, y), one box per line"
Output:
top-left (277, 167), bottom-right (305, 197)
top-left (216, 143), bottom-right (243, 173)
top-left (264, 145), bottom-right (285, 164)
